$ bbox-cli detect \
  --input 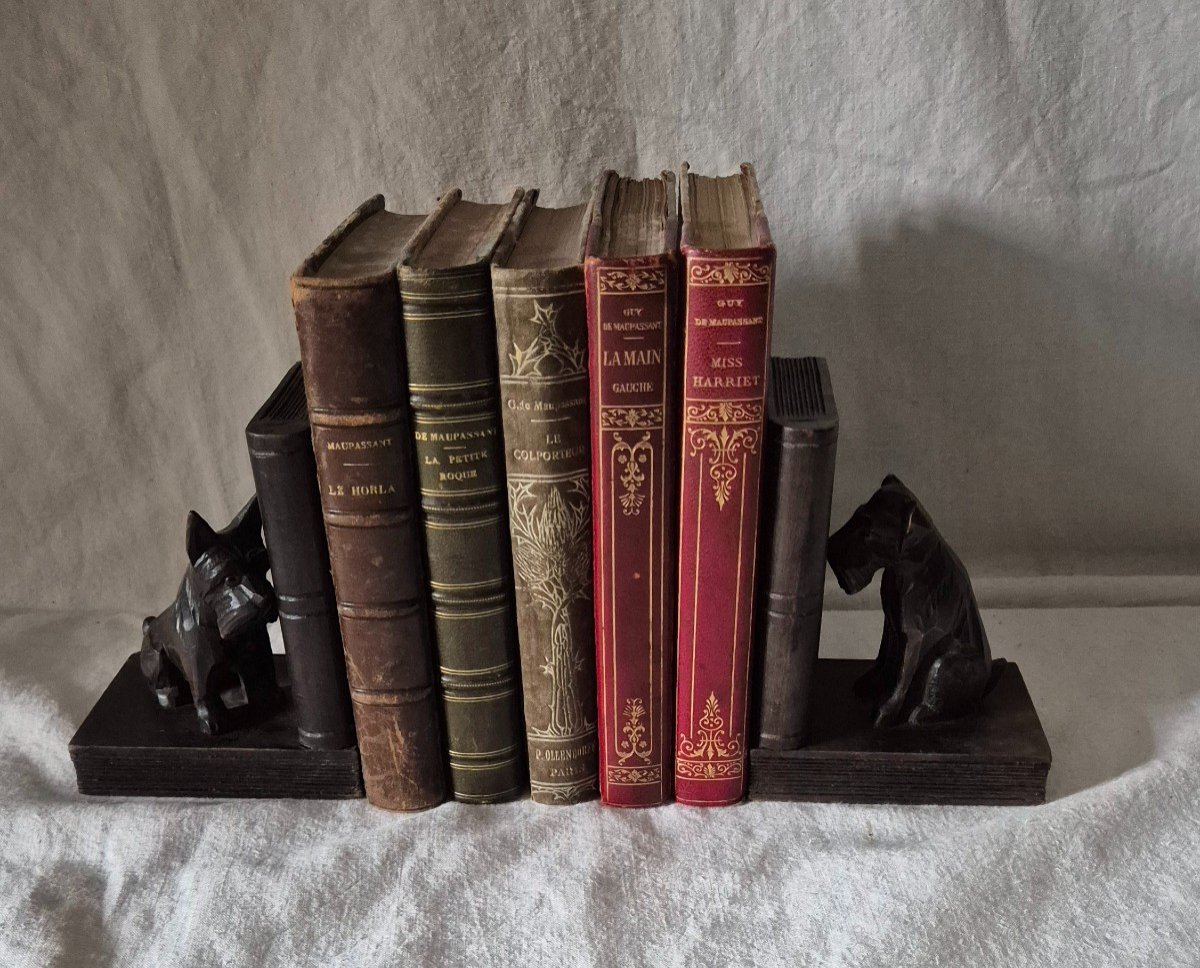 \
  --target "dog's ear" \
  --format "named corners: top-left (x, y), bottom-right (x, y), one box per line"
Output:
top-left (899, 501), bottom-right (934, 559)
top-left (185, 511), bottom-right (219, 566)
top-left (222, 497), bottom-right (263, 553)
